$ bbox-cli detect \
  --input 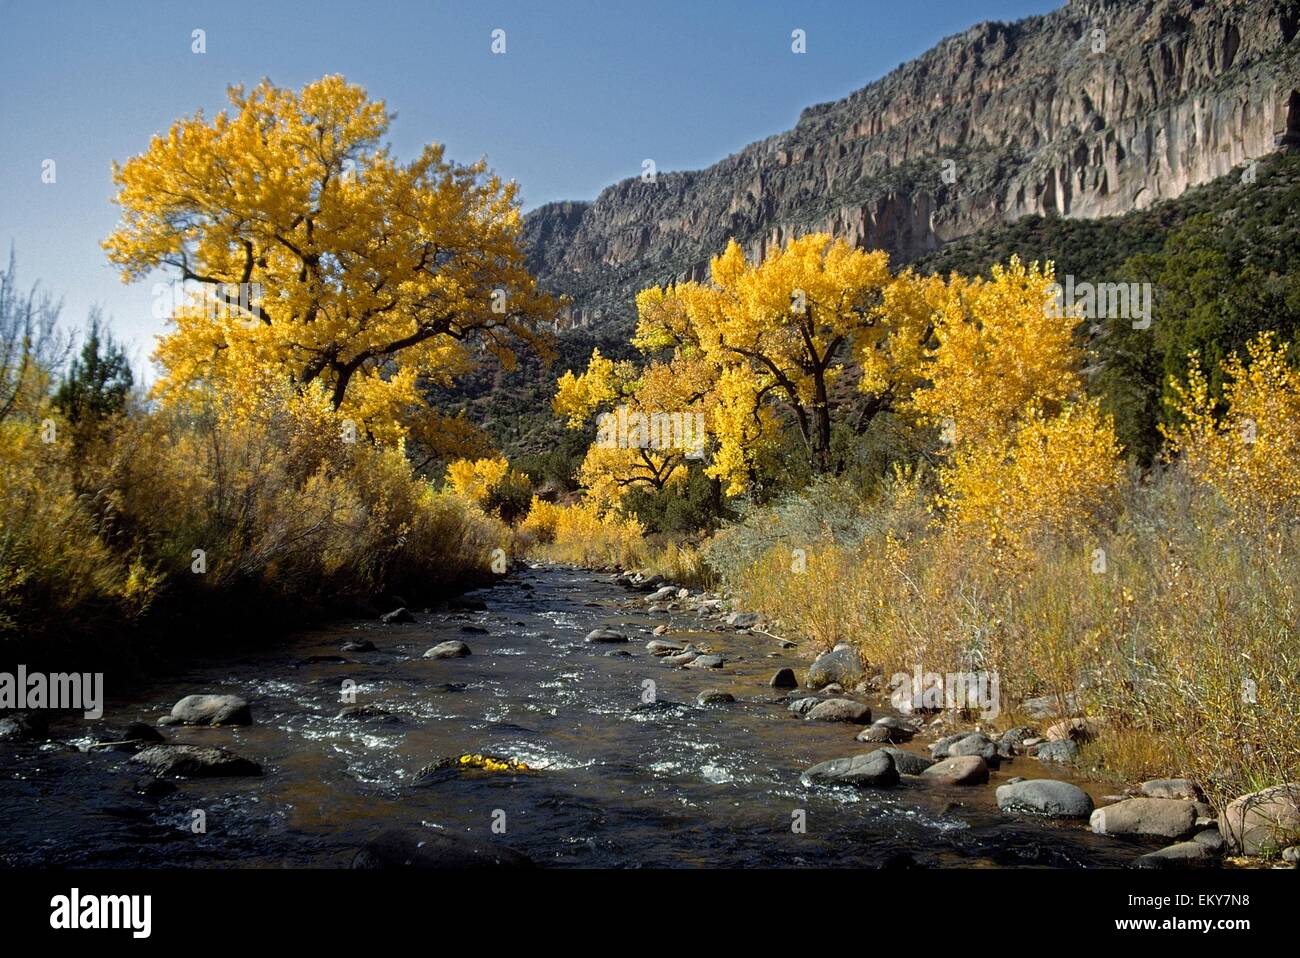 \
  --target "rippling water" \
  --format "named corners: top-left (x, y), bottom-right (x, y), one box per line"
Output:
top-left (0, 565), bottom-right (1141, 868)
